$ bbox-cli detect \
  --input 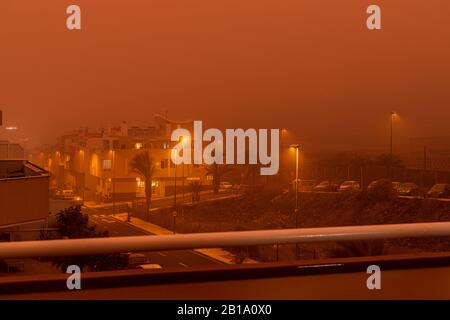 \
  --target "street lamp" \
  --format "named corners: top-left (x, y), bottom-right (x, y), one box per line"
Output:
top-left (172, 149), bottom-right (177, 209)
top-left (290, 144), bottom-right (300, 259)
top-left (290, 144), bottom-right (300, 216)
top-left (181, 137), bottom-right (188, 204)
top-left (171, 137), bottom-right (187, 210)
top-left (111, 149), bottom-right (116, 215)
top-left (390, 112), bottom-right (397, 179)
